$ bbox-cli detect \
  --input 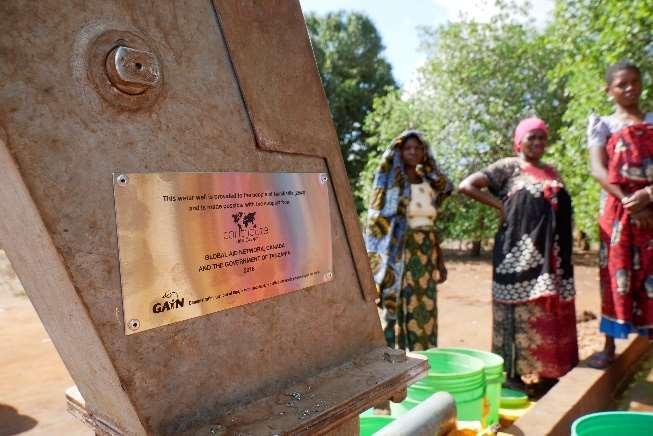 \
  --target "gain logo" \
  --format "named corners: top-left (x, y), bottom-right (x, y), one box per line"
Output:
top-left (152, 290), bottom-right (185, 314)
top-left (225, 211), bottom-right (269, 243)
